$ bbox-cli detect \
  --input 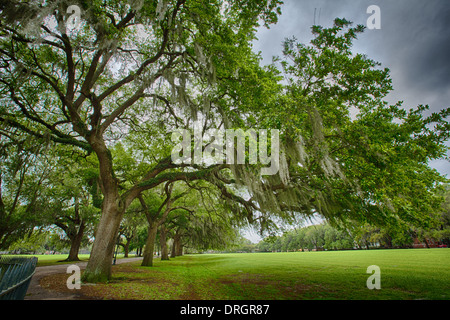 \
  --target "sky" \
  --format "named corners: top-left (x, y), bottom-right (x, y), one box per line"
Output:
top-left (245, 0), bottom-right (450, 243)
